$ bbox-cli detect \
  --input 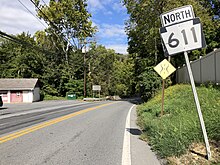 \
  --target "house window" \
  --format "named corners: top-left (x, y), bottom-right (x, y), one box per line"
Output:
top-left (0, 92), bottom-right (7, 97)
top-left (16, 92), bottom-right (20, 96)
